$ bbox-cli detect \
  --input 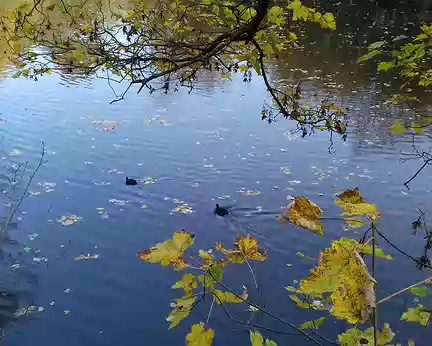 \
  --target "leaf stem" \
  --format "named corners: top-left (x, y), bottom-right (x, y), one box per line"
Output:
top-left (371, 222), bottom-right (378, 346)
top-left (377, 276), bottom-right (432, 305)
top-left (245, 257), bottom-right (258, 290)
top-left (205, 296), bottom-right (215, 328)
